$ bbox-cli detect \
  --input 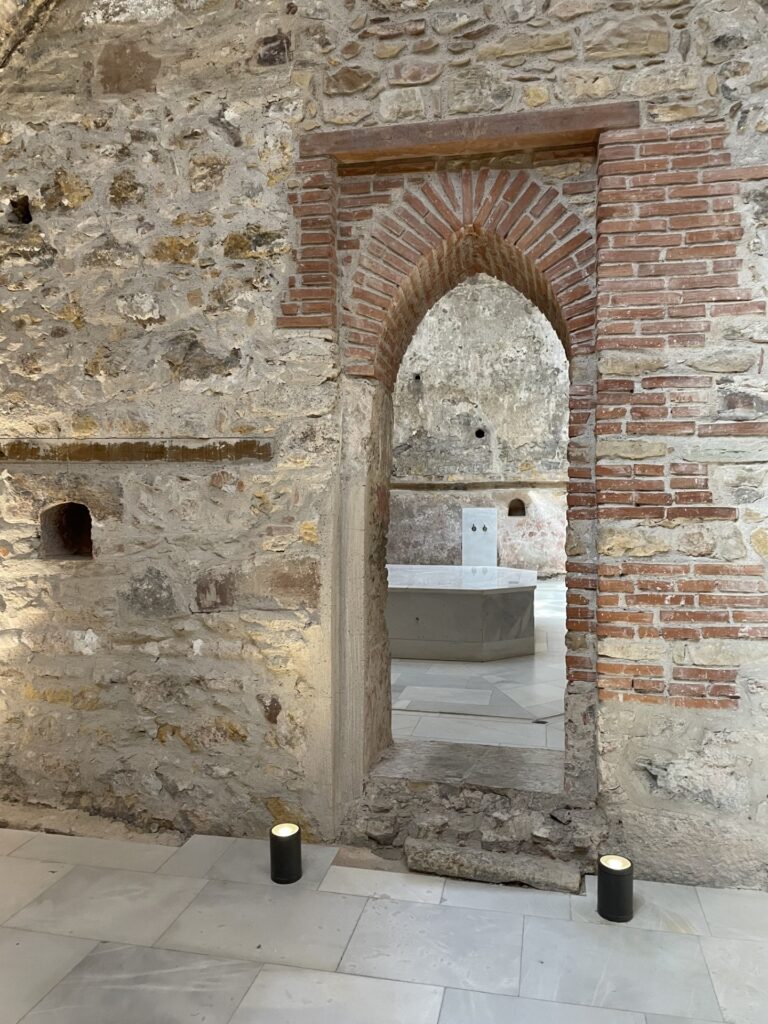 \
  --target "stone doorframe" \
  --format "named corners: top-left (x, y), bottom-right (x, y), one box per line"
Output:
top-left (282, 102), bottom-right (643, 829)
